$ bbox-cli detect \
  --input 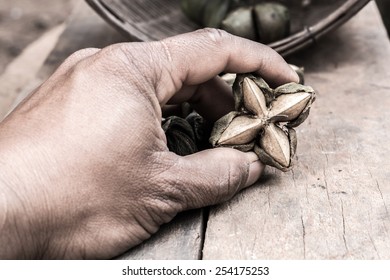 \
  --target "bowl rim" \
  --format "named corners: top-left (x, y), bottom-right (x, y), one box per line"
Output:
top-left (86, 0), bottom-right (371, 56)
